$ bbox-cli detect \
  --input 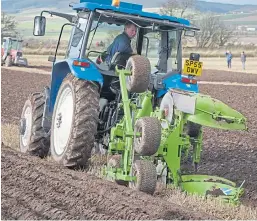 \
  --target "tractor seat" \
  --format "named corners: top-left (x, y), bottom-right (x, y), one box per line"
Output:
top-left (95, 51), bottom-right (132, 76)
